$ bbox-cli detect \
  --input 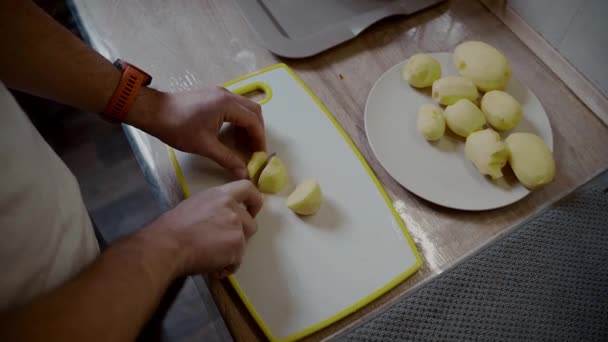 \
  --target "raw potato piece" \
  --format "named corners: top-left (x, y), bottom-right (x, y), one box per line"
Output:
top-left (417, 104), bottom-right (445, 141)
top-left (454, 41), bottom-right (511, 91)
top-left (443, 99), bottom-right (486, 138)
top-left (505, 133), bottom-right (555, 189)
top-left (481, 90), bottom-right (522, 131)
top-left (465, 129), bottom-right (509, 179)
top-left (402, 53), bottom-right (442, 88)
top-left (286, 179), bottom-right (323, 215)
top-left (247, 151), bottom-right (268, 180)
top-left (257, 156), bottom-right (288, 193)
top-left (432, 76), bottom-right (479, 105)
